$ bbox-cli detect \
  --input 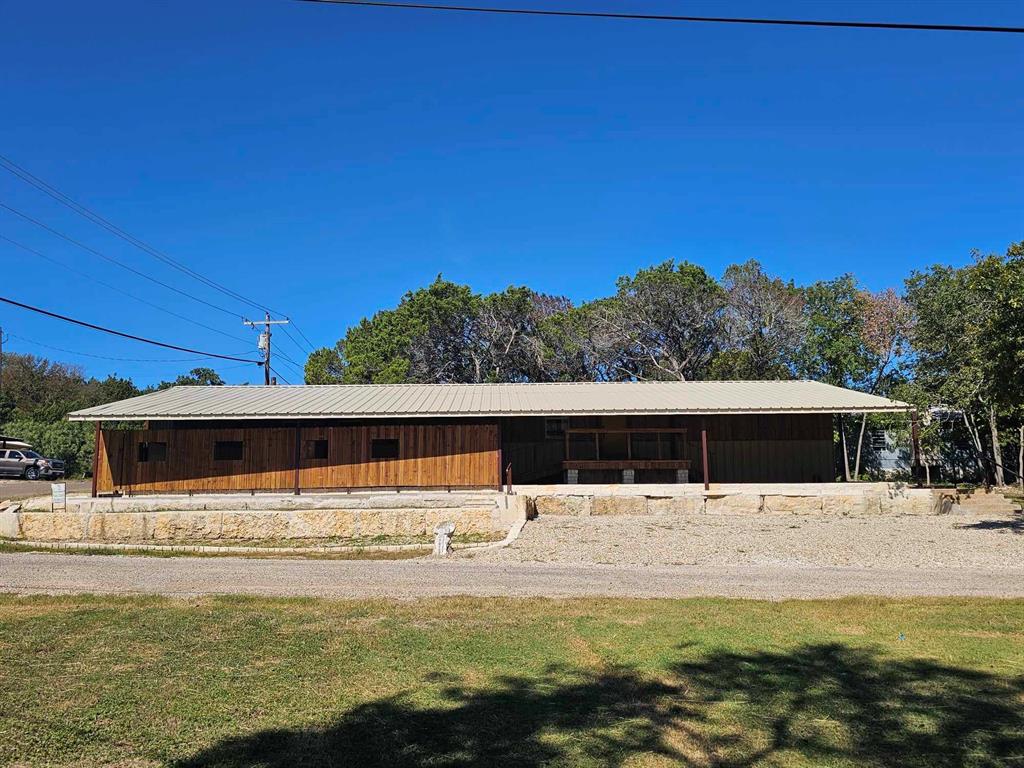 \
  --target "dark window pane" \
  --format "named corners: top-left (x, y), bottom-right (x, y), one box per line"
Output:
top-left (544, 418), bottom-right (566, 439)
top-left (567, 433), bottom-right (597, 461)
top-left (304, 439), bottom-right (329, 460)
top-left (370, 438), bottom-right (400, 460)
top-left (214, 441), bottom-right (244, 461)
top-left (138, 442), bottom-right (167, 463)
